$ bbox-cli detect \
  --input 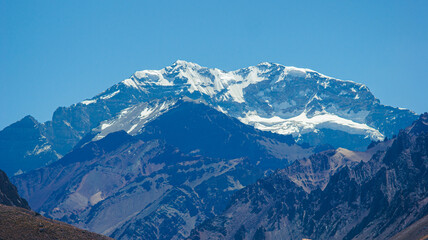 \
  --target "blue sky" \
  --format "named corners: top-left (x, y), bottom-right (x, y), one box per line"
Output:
top-left (1, 0), bottom-right (427, 129)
